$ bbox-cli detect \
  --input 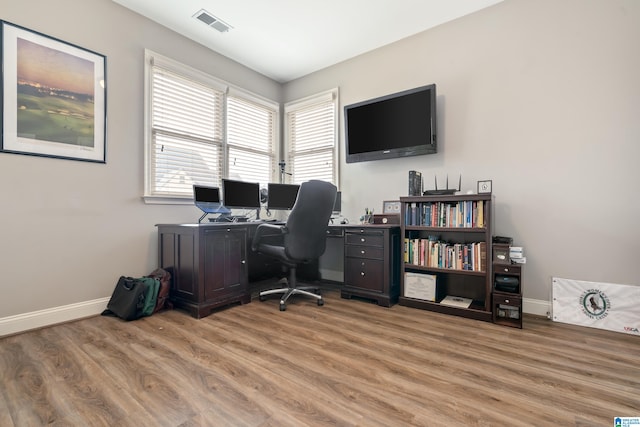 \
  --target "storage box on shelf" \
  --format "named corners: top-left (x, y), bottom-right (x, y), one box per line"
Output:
top-left (399, 194), bottom-right (493, 321)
